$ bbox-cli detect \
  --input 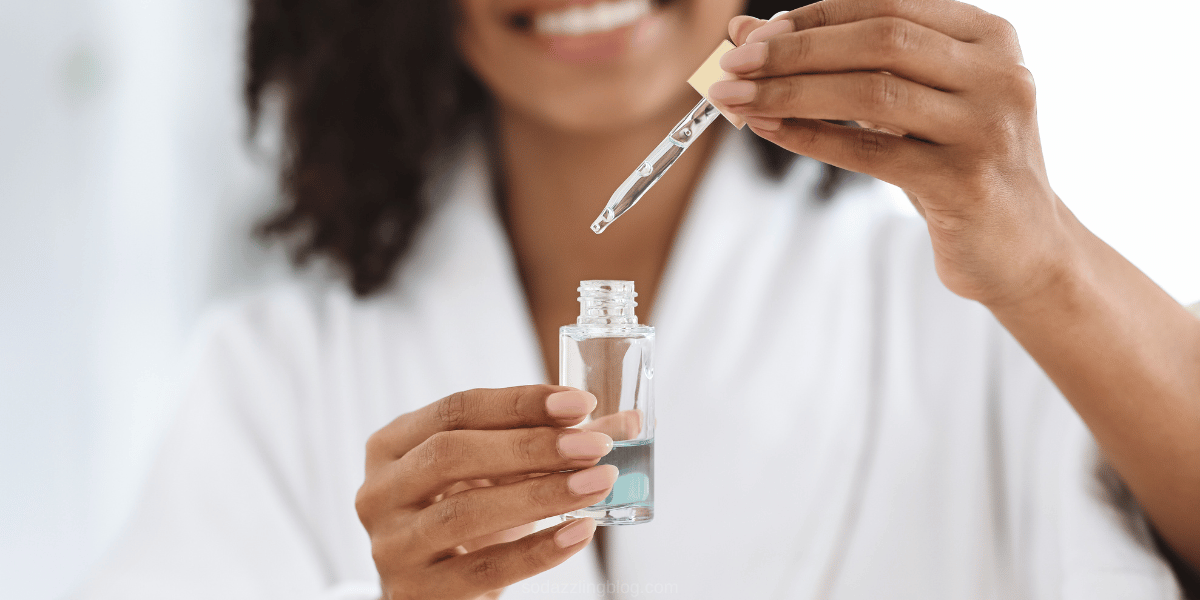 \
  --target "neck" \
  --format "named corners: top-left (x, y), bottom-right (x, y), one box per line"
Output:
top-left (492, 92), bottom-right (724, 380)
